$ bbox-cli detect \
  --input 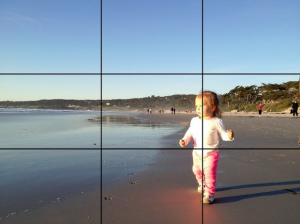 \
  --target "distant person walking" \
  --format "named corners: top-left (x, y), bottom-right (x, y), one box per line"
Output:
top-left (173, 108), bottom-right (176, 115)
top-left (258, 104), bottom-right (262, 117)
top-left (292, 100), bottom-right (299, 117)
top-left (171, 107), bottom-right (174, 114)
